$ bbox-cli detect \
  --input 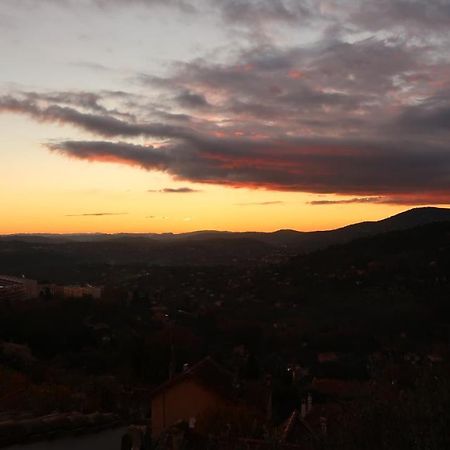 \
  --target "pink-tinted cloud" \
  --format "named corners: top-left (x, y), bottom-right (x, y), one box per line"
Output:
top-left (1, 4), bottom-right (450, 206)
top-left (46, 137), bottom-right (450, 204)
